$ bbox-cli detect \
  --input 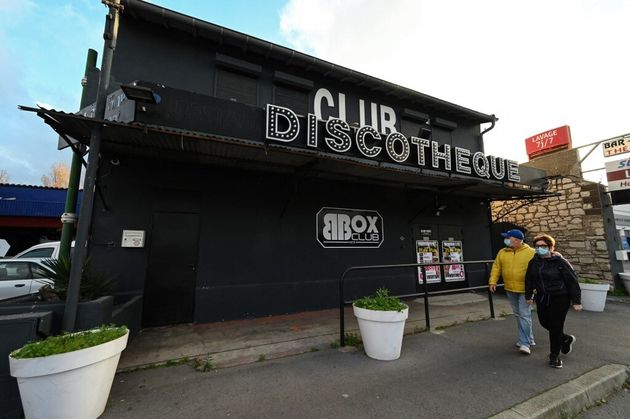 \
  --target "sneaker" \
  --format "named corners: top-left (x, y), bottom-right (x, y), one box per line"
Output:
top-left (561, 335), bottom-right (576, 355)
top-left (516, 341), bottom-right (536, 347)
top-left (549, 355), bottom-right (563, 368)
top-left (519, 345), bottom-right (531, 355)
